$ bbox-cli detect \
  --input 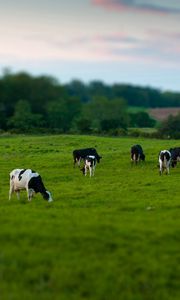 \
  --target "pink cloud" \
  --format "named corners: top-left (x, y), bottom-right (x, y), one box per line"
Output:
top-left (91, 0), bottom-right (180, 15)
top-left (91, 0), bottom-right (128, 12)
